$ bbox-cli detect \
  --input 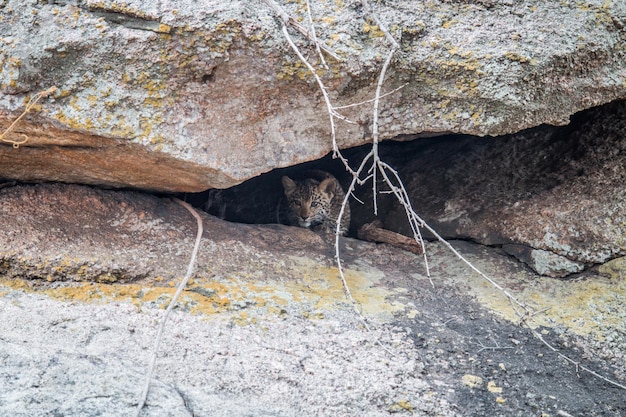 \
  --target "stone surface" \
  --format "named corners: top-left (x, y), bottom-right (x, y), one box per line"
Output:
top-left (1, 0), bottom-right (625, 191)
top-left (370, 101), bottom-right (626, 277)
top-left (200, 102), bottom-right (626, 277)
top-left (0, 183), bottom-right (625, 416)
top-left (502, 244), bottom-right (586, 278)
